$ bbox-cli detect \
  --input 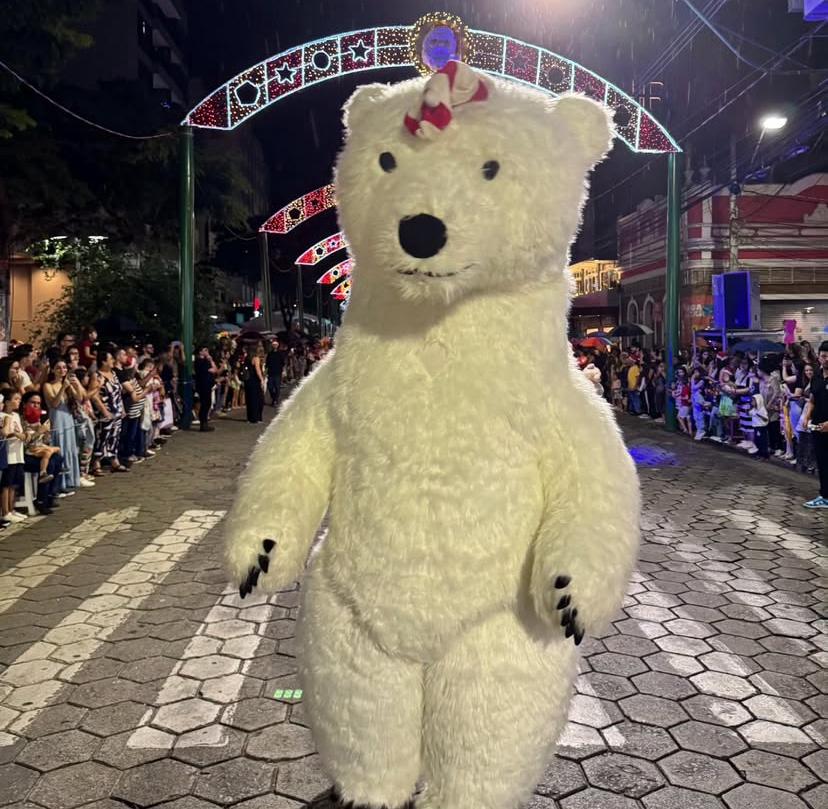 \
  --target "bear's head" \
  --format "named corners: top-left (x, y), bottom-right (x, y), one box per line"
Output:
top-left (335, 61), bottom-right (615, 309)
